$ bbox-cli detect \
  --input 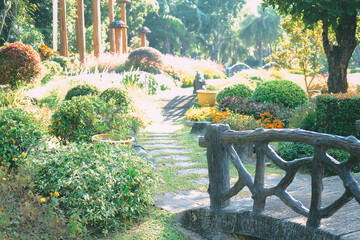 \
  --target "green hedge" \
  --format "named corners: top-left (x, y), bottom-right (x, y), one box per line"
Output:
top-left (315, 94), bottom-right (360, 138)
